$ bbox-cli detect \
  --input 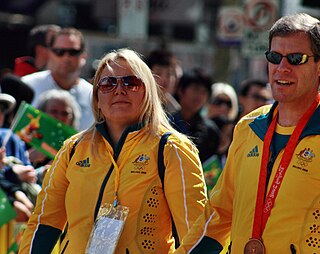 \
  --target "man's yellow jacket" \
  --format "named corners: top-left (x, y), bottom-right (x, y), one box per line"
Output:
top-left (175, 103), bottom-right (320, 254)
